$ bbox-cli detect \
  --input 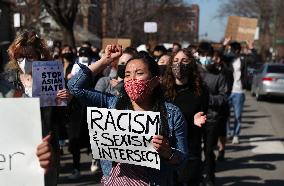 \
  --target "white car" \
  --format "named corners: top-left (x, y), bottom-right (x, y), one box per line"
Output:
top-left (251, 63), bottom-right (284, 101)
